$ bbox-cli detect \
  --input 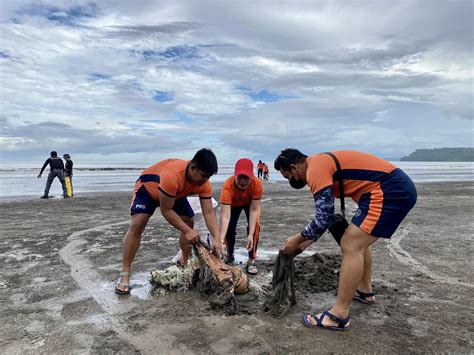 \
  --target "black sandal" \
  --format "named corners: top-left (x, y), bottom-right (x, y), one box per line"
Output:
top-left (353, 289), bottom-right (375, 304)
top-left (302, 310), bottom-right (350, 331)
top-left (115, 271), bottom-right (131, 295)
top-left (246, 263), bottom-right (258, 275)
